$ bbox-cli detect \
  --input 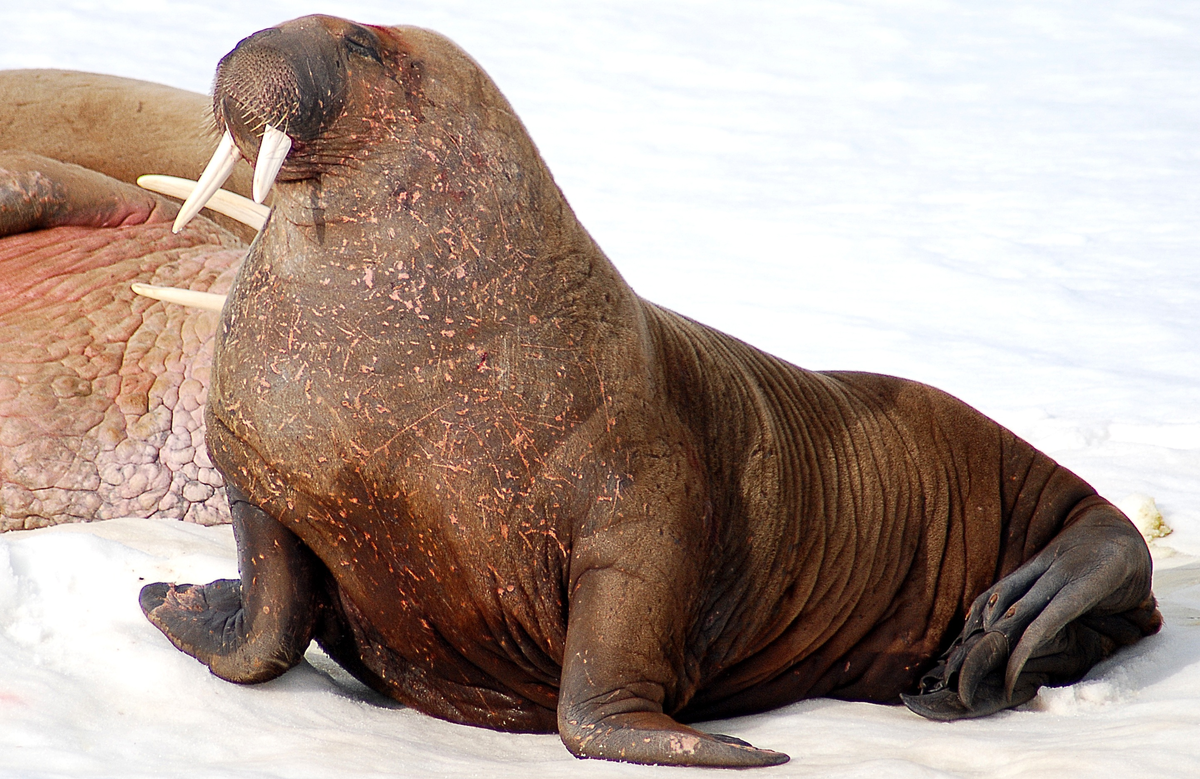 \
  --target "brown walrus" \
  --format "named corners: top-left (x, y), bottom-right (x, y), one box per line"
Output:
top-left (139, 15), bottom-right (1161, 768)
